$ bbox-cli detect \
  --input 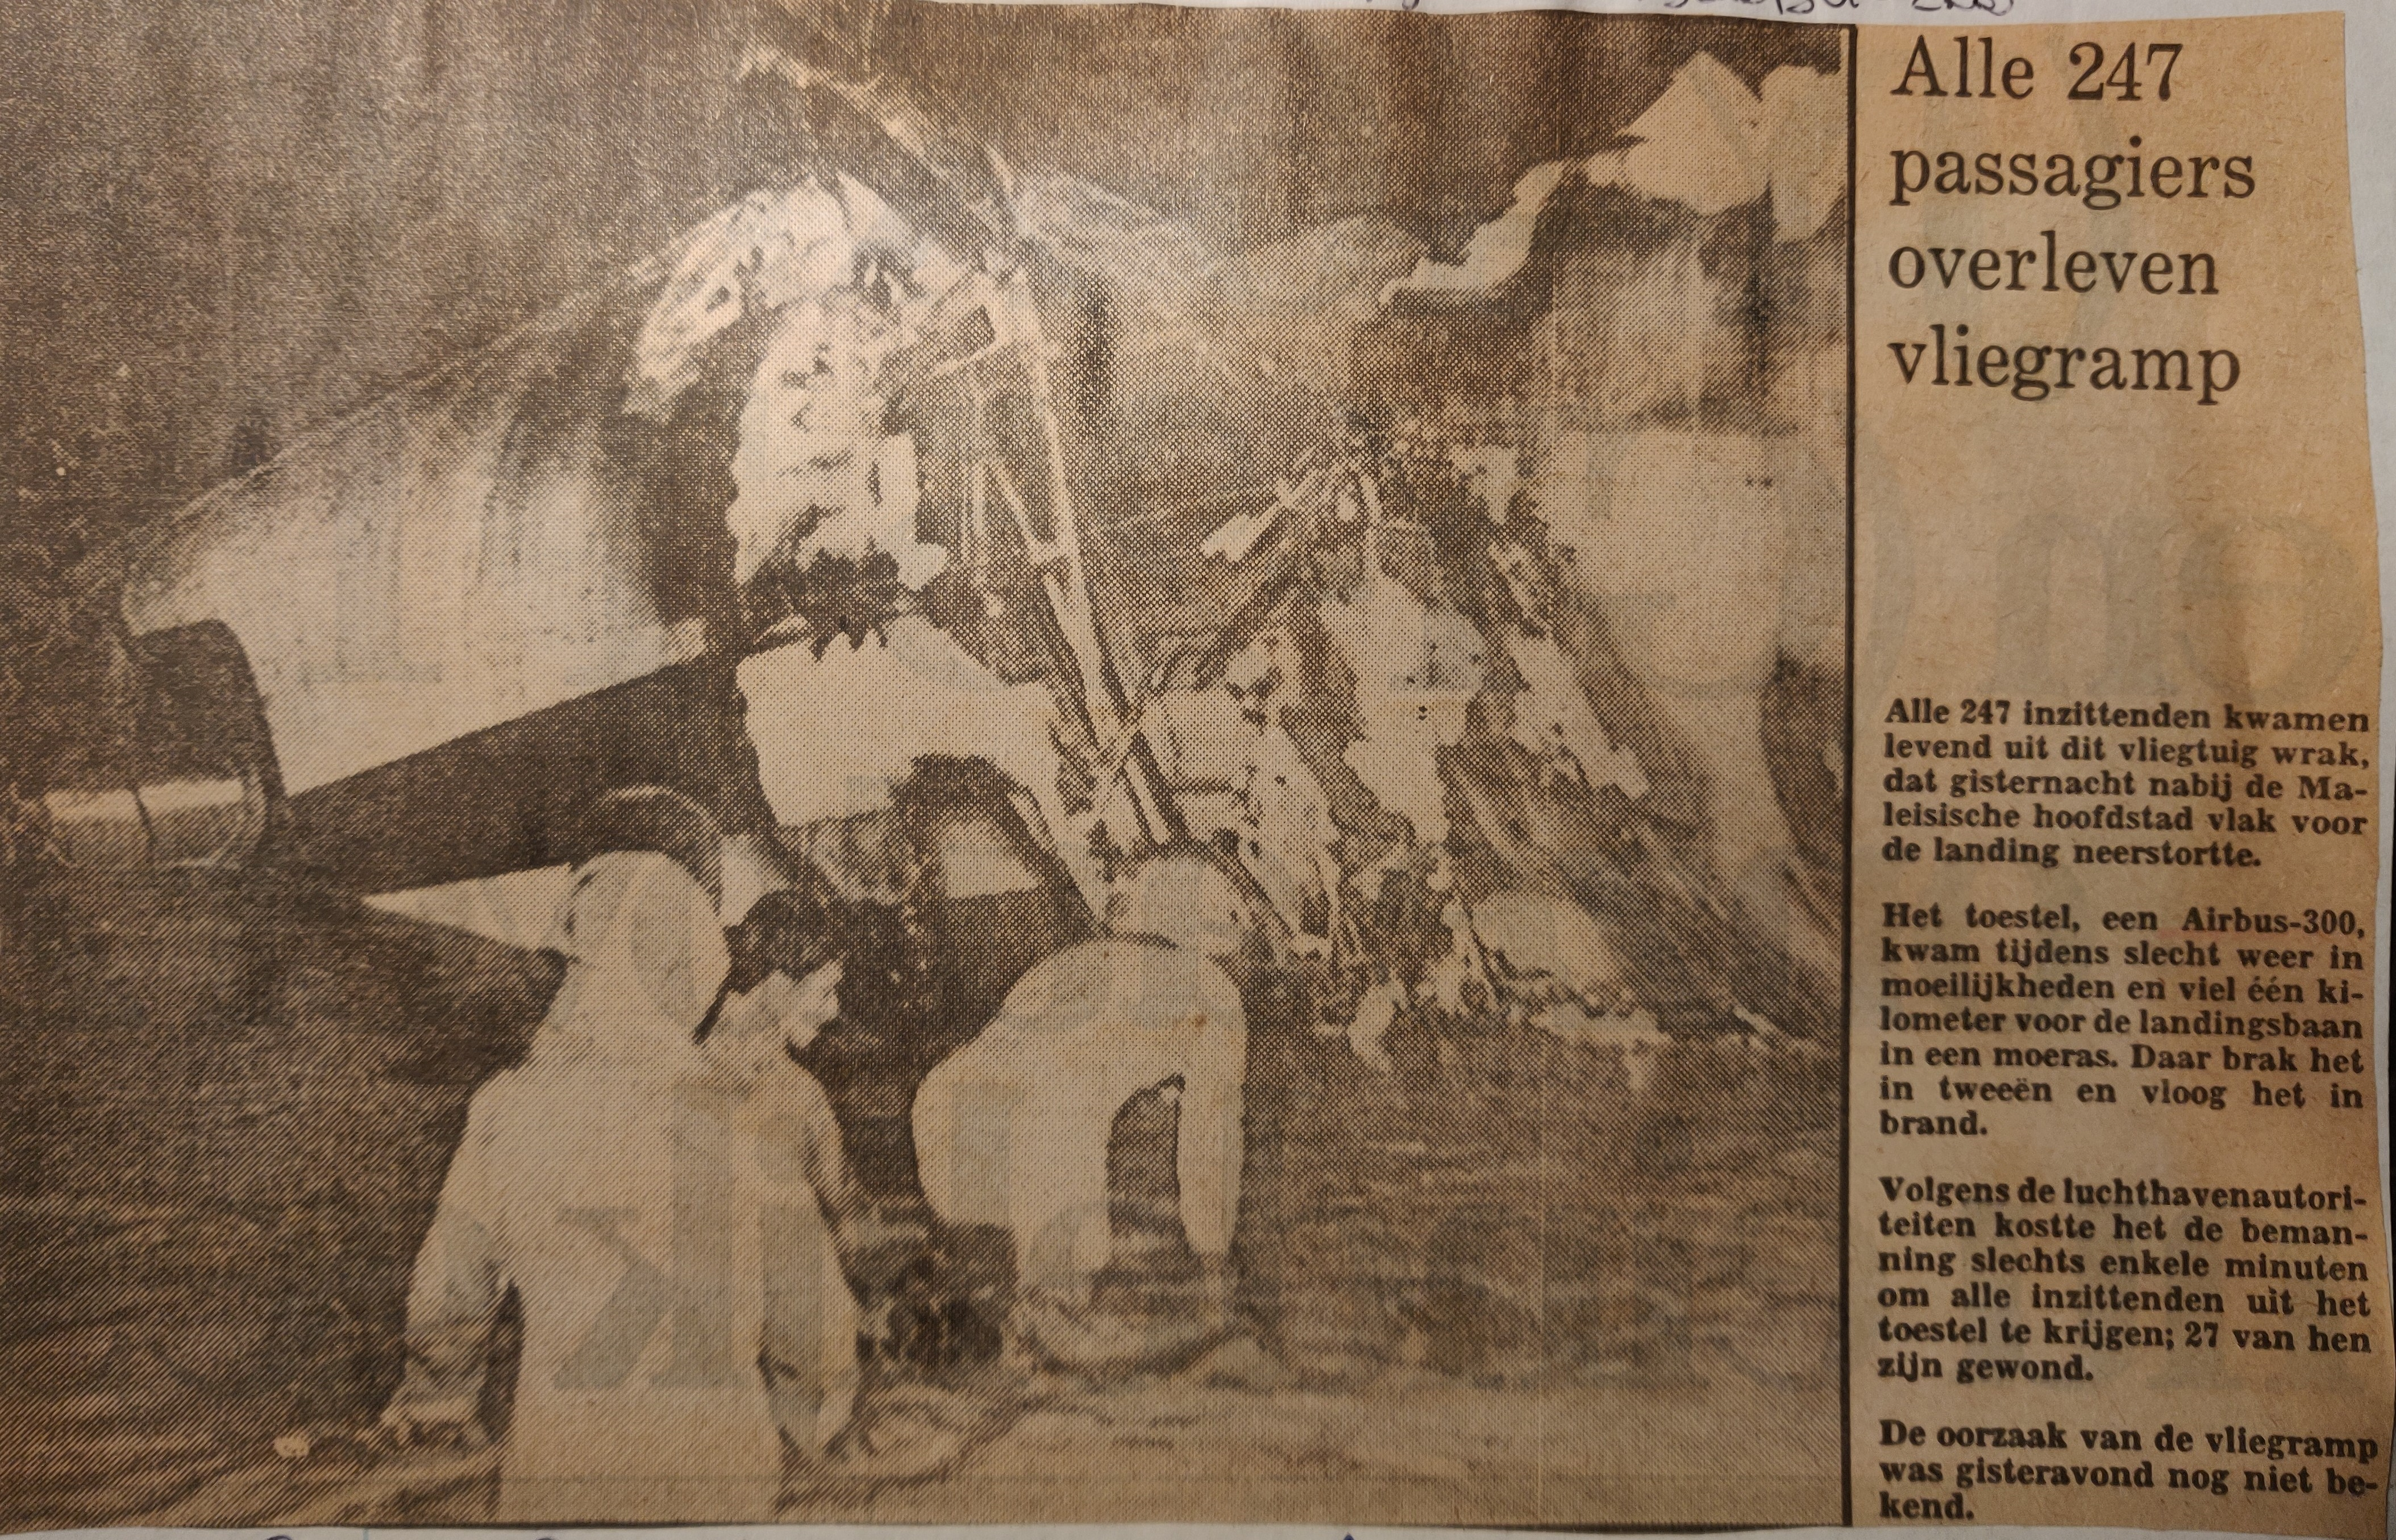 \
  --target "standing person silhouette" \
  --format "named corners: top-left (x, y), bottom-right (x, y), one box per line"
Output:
top-left (380, 839), bottom-right (859, 1520)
